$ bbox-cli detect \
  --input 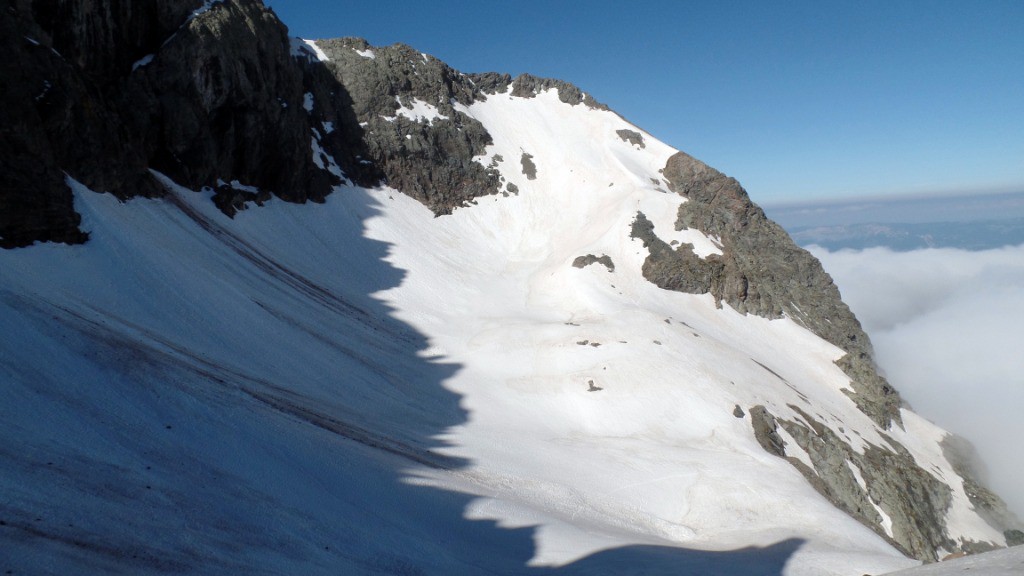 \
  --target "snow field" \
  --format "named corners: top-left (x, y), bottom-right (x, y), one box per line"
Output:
top-left (363, 88), bottom-right (927, 572)
top-left (2, 84), bottom-right (1000, 575)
